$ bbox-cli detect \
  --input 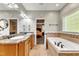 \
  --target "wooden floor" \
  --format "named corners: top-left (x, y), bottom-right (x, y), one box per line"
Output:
top-left (29, 44), bottom-right (48, 56)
